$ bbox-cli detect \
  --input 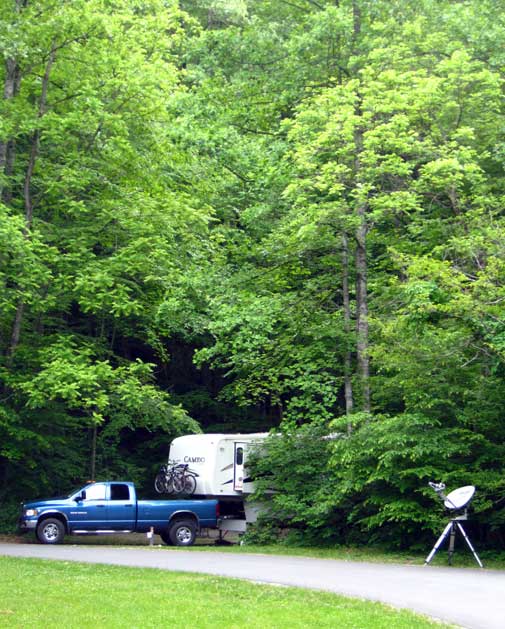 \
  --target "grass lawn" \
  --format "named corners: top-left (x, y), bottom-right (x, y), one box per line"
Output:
top-left (4, 529), bottom-right (503, 569)
top-left (0, 556), bottom-right (451, 628)
top-left (10, 531), bottom-right (497, 570)
top-left (186, 541), bottom-right (501, 569)
top-left (4, 530), bottom-right (503, 569)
